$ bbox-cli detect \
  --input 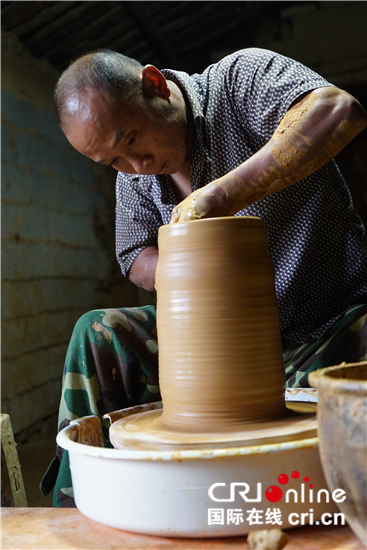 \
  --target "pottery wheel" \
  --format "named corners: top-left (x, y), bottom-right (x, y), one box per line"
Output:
top-left (109, 407), bottom-right (317, 450)
top-left (110, 218), bottom-right (317, 451)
